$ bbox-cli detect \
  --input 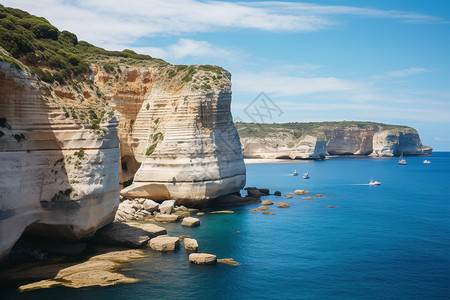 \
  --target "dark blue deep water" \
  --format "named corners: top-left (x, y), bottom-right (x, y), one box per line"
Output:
top-left (4, 153), bottom-right (450, 299)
